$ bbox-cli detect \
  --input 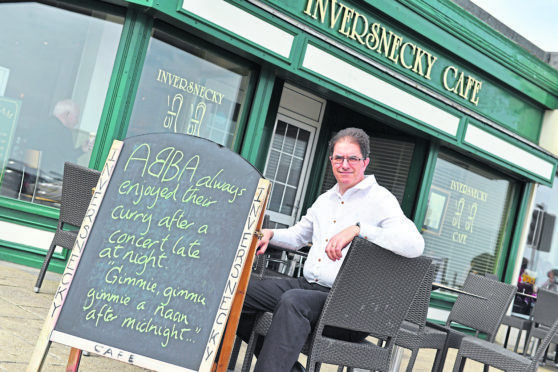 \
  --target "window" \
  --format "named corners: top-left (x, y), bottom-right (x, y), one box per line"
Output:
top-left (0, 2), bottom-right (123, 207)
top-left (127, 30), bottom-right (254, 149)
top-left (422, 150), bottom-right (516, 288)
top-left (265, 119), bottom-right (314, 228)
top-left (521, 179), bottom-right (558, 293)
